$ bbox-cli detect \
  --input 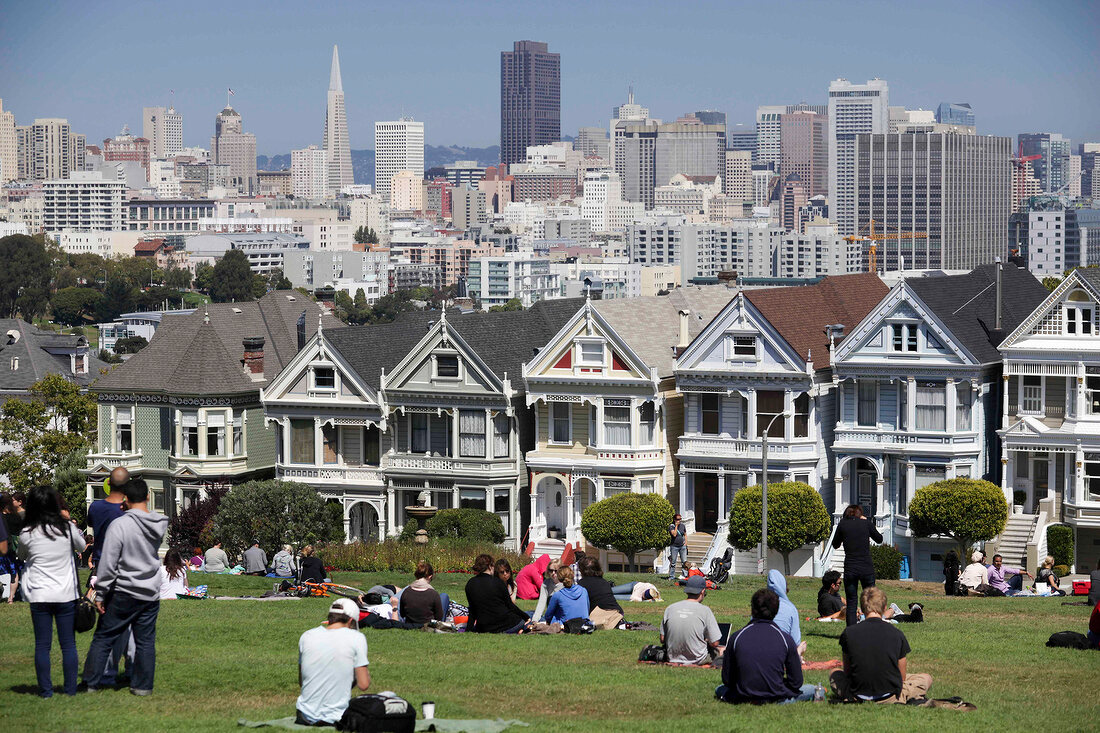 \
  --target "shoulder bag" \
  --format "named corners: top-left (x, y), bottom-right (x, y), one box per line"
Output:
top-left (69, 526), bottom-right (98, 633)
